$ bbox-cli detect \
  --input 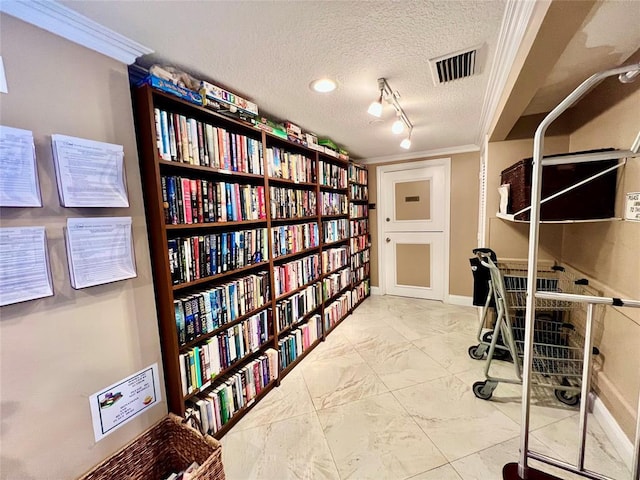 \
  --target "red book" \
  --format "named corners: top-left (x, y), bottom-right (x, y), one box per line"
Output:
top-left (253, 362), bottom-right (262, 394)
top-left (196, 179), bottom-right (204, 223)
top-left (193, 237), bottom-right (200, 279)
top-left (257, 186), bottom-right (265, 219)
